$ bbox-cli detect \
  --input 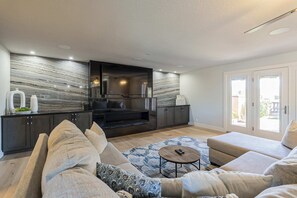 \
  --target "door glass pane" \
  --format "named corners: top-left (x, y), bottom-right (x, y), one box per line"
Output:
top-left (231, 78), bottom-right (246, 127)
top-left (259, 76), bottom-right (280, 132)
